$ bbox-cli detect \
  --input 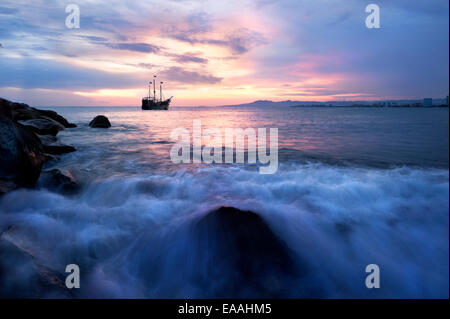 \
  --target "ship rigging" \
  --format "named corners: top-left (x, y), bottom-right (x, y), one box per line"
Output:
top-left (142, 75), bottom-right (172, 110)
